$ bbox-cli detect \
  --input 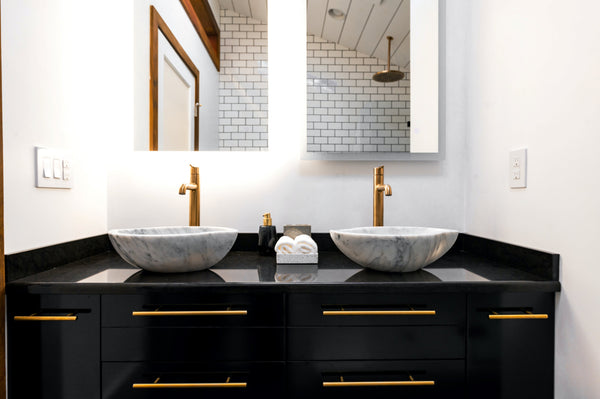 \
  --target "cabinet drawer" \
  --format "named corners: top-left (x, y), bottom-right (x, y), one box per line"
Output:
top-left (467, 292), bottom-right (554, 399)
top-left (102, 293), bottom-right (284, 327)
top-left (287, 360), bottom-right (464, 399)
top-left (288, 325), bottom-right (464, 360)
top-left (7, 294), bottom-right (101, 399)
top-left (288, 293), bottom-right (465, 326)
top-left (102, 361), bottom-right (284, 399)
top-left (102, 326), bottom-right (284, 361)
